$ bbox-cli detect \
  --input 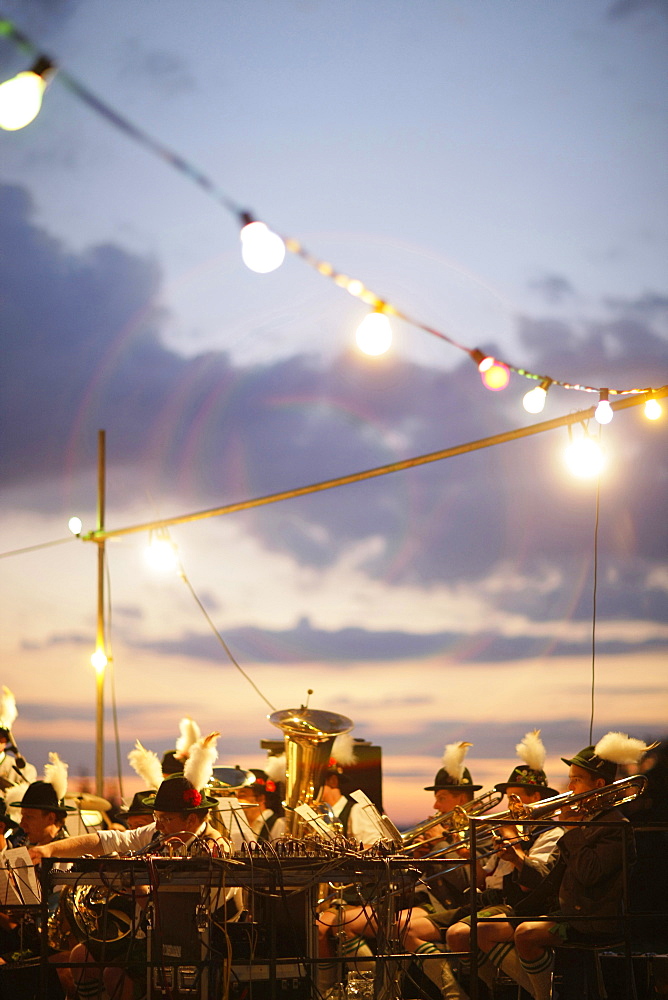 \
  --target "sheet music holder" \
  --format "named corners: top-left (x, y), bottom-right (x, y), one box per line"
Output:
top-left (0, 847), bottom-right (41, 906)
